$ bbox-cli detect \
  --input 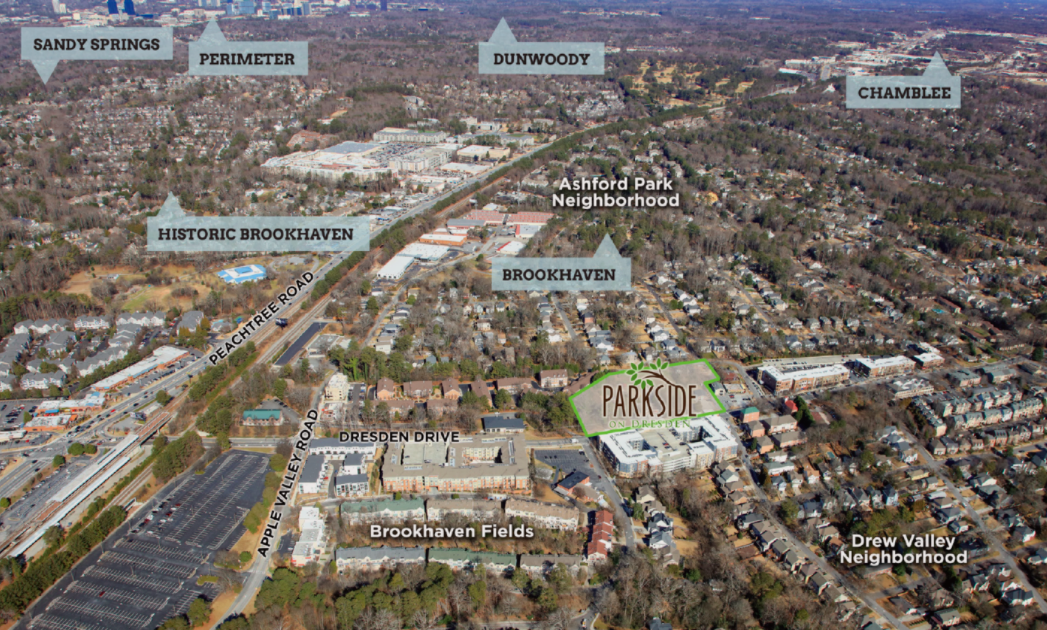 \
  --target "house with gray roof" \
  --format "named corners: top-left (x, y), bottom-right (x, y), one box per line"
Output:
top-left (21, 372), bottom-right (65, 390)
